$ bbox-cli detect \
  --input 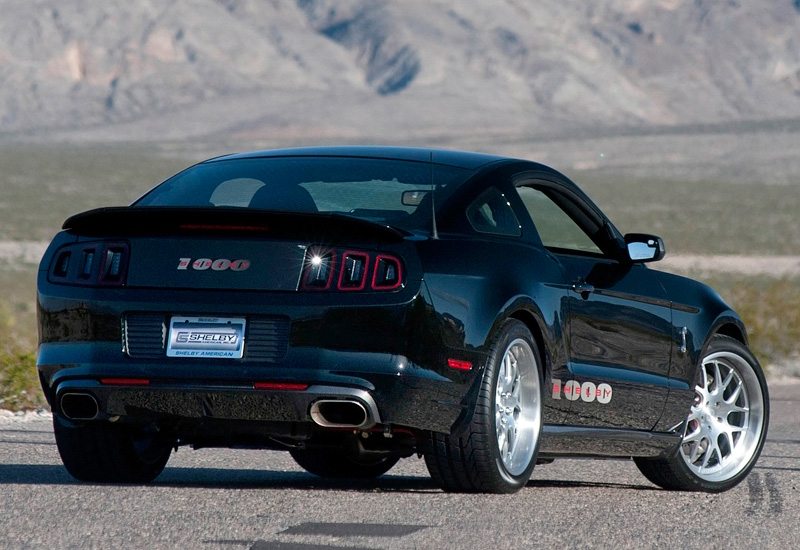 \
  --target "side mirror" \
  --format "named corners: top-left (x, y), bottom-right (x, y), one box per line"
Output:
top-left (624, 233), bottom-right (666, 263)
